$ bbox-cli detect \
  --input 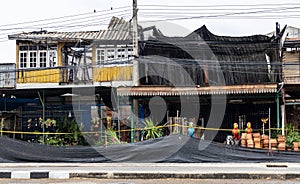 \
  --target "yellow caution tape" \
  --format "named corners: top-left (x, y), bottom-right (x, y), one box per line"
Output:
top-left (0, 124), bottom-right (290, 135)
